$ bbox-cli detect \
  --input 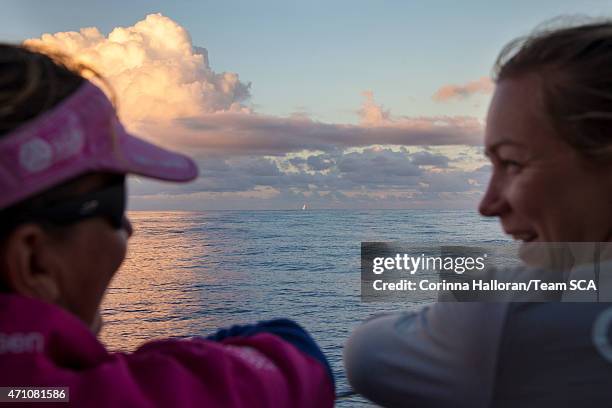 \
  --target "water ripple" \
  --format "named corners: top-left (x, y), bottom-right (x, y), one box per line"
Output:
top-left (101, 209), bottom-right (507, 407)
